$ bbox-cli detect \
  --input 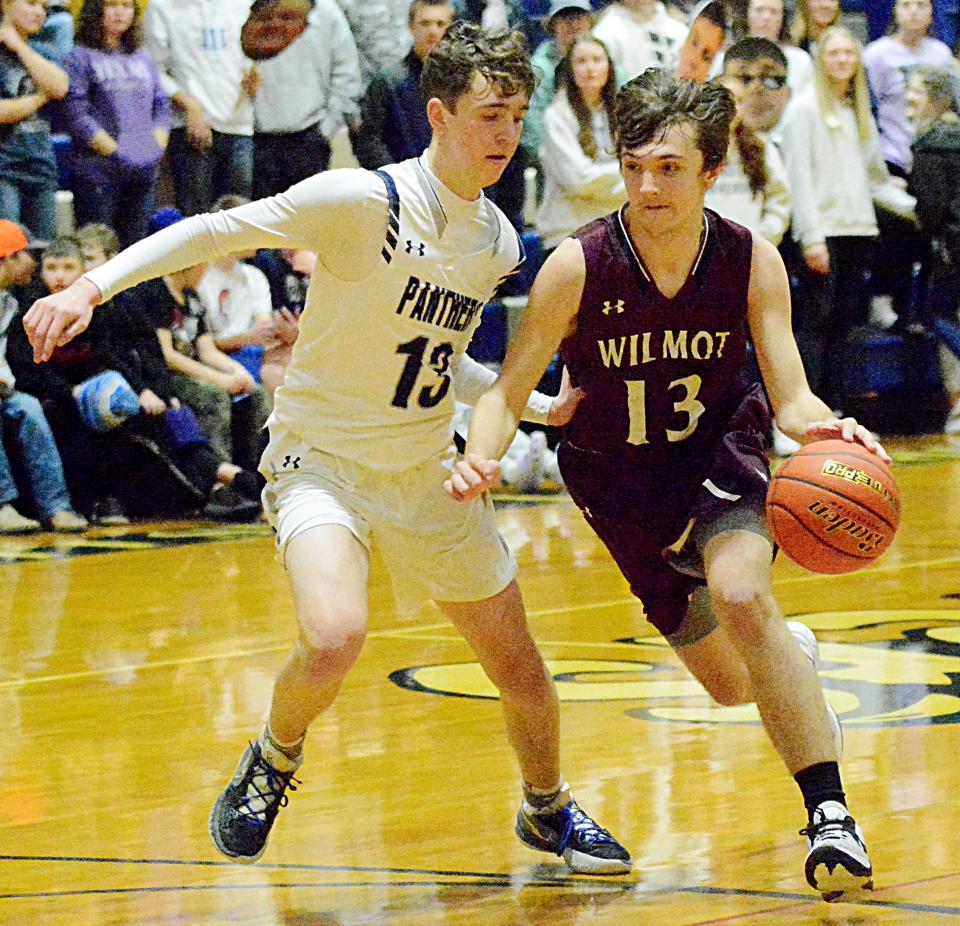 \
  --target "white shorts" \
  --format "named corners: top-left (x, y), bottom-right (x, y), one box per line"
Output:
top-left (259, 421), bottom-right (518, 607)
